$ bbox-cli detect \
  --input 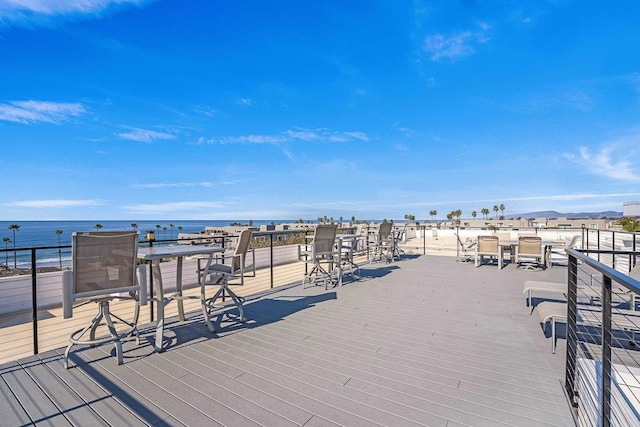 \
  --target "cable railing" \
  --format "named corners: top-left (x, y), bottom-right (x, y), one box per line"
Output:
top-left (564, 247), bottom-right (640, 426)
top-left (0, 230), bottom-right (310, 360)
